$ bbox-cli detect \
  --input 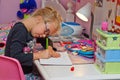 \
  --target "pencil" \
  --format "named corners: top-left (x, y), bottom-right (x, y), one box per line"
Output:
top-left (46, 38), bottom-right (48, 49)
